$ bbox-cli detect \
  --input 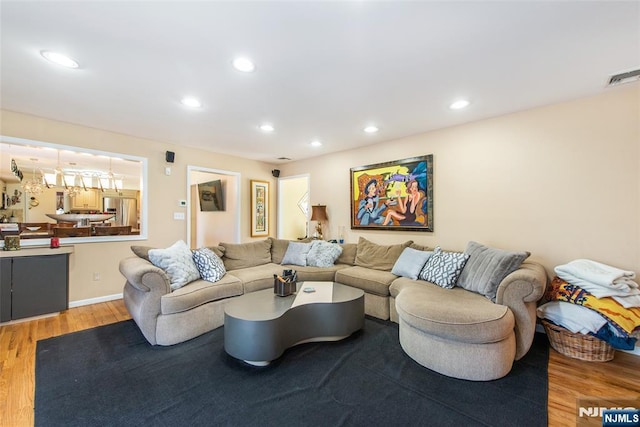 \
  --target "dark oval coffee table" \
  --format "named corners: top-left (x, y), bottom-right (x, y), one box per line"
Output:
top-left (224, 281), bottom-right (364, 366)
